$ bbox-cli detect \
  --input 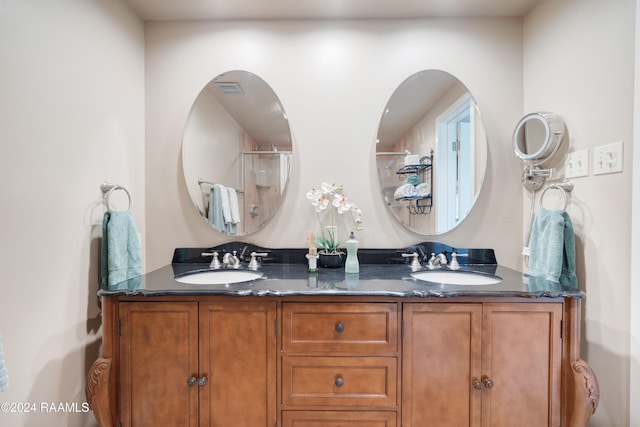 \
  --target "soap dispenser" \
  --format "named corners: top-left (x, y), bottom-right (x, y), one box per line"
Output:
top-left (345, 231), bottom-right (359, 274)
